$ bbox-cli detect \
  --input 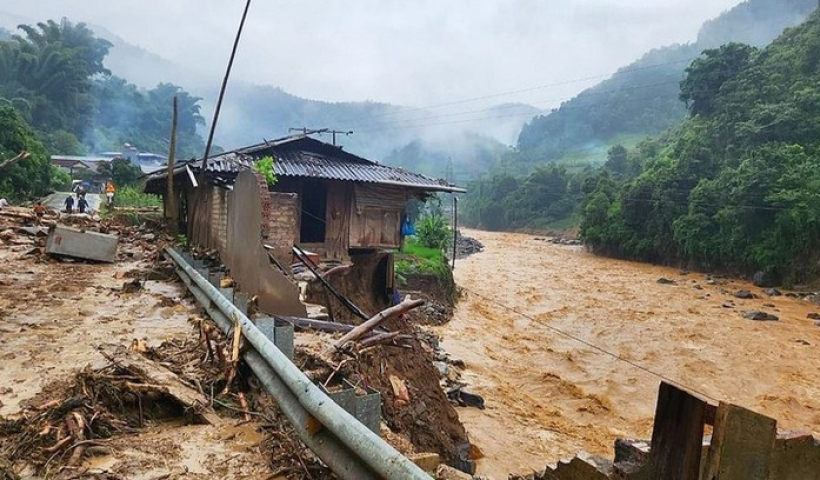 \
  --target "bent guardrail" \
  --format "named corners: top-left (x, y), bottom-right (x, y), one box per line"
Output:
top-left (165, 246), bottom-right (431, 480)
